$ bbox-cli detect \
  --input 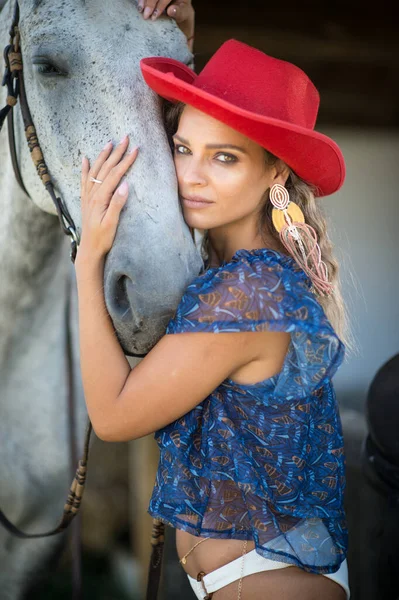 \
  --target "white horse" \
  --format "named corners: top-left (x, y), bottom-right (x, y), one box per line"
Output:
top-left (0, 0), bottom-right (202, 597)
